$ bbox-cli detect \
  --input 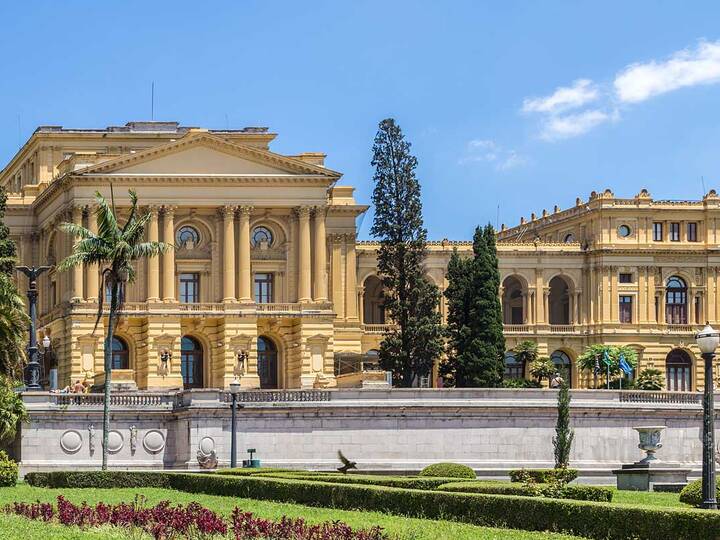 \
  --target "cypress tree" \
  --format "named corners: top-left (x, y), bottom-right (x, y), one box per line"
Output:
top-left (0, 187), bottom-right (17, 274)
top-left (370, 118), bottom-right (443, 387)
top-left (442, 224), bottom-right (505, 387)
top-left (553, 379), bottom-right (574, 469)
